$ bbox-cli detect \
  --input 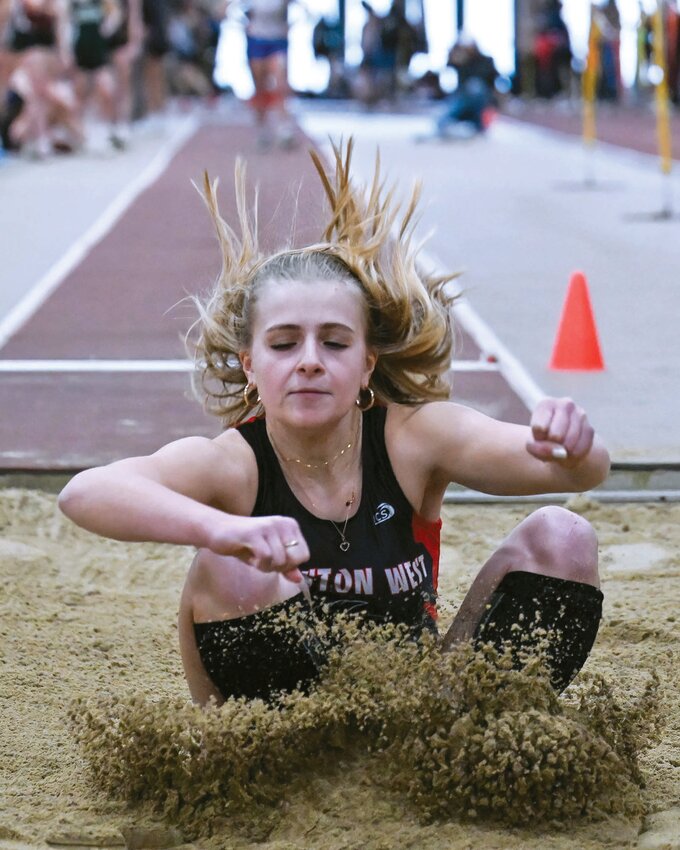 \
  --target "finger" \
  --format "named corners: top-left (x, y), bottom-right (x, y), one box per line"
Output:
top-left (277, 519), bottom-right (310, 564)
top-left (561, 412), bottom-right (585, 456)
top-left (530, 399), bottom-right (554, 441)
top-left (244, 541), bottom-right (274, 572)
top-left (264, 530), bottom-right (288, 570)
top-left (283, 568), bottom-right (304, 584)
top-left (526, 439), bottom-right (568, 462)
top-left (571, 421), bottom-right (595, 459)
top-left (544, 402), bottom-right (572, 444)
